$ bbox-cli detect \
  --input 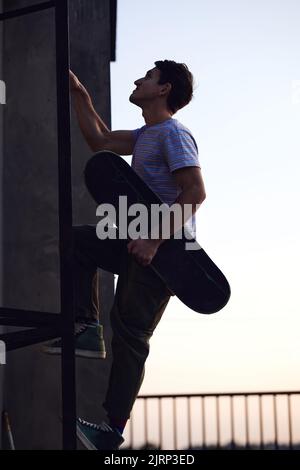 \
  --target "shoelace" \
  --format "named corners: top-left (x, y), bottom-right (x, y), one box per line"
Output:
top-left (48, 323), bottom-right (88, 346)
top-left (79, 418), bottom-right (112, 433)
top-left (47, 323), bottom-right (87, 347)
top-left (74, 323), bottom-right (88, 337)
